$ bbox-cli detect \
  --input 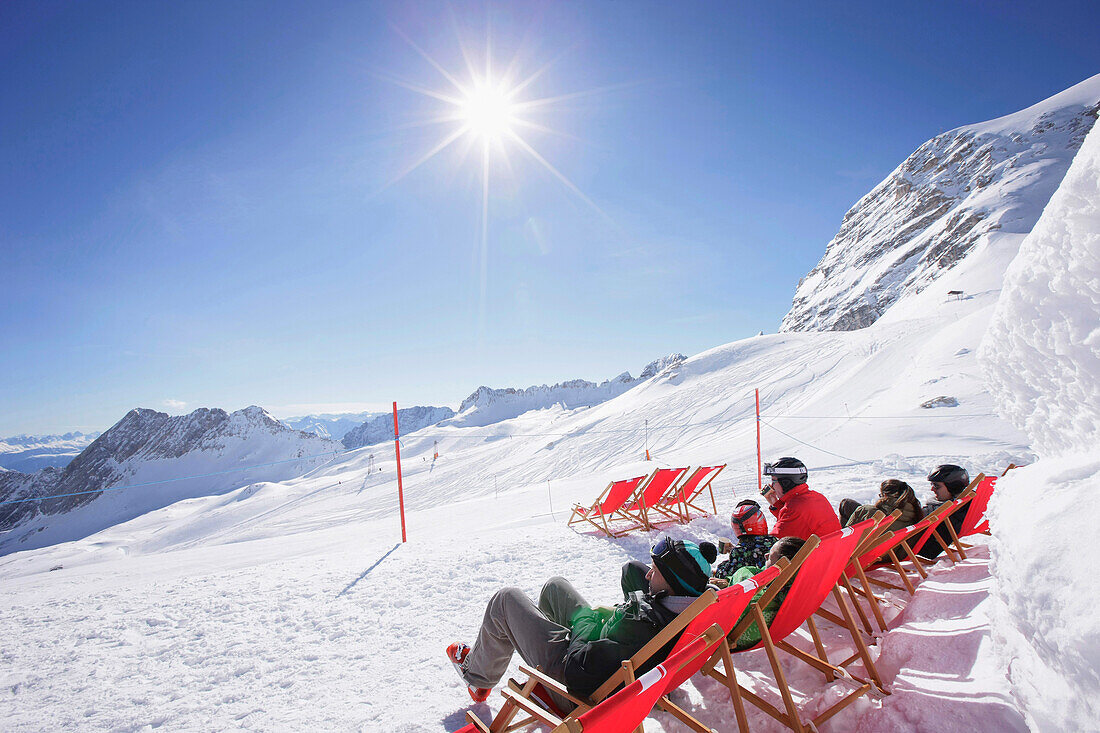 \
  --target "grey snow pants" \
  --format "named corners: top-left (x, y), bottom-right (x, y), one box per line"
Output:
top-left (461, 562), bottom-right (650, 707)
top-left (461, 576), bottom-right (588, 699)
